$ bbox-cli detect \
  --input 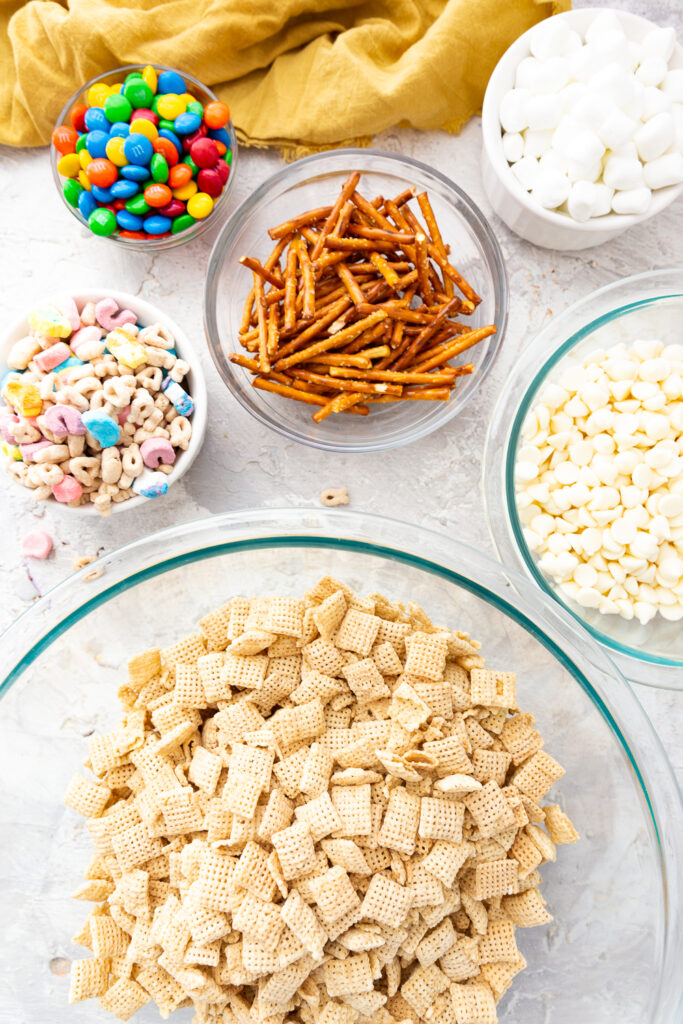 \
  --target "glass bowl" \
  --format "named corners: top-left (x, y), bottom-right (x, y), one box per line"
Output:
top-left (484, 268), bottom-right (683, 687)
top-left (0, 508), bottom-right (680, 1024)
top-left (51, 65), bottom-right (238, 252)
top-left (204, 150), bottom-right (508, 452)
